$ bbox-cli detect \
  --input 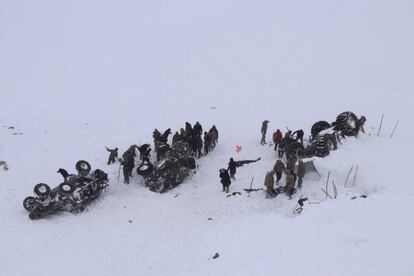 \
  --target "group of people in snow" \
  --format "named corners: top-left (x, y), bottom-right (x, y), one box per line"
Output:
top-left (219, 157), bottom-right (261, 193)
top-left (264, 156), bottom-right (306, 199)
top-left (170, 122), bottom-right (219, 159)
top-left (106, 122), bottom-right (219, 185)
top-left (259, 111), bottom-right (366, 199)
top-left (218, 120), bottom-right (309, 198)
top-left (261, 120), bottom-right (308, 199)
